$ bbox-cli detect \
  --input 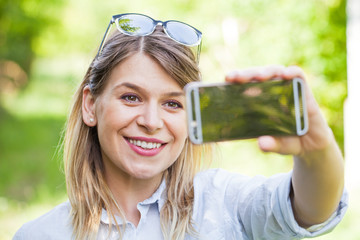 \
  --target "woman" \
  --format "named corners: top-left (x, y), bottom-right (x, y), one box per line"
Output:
top-left (14, 13), bottom-right (347, 240)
